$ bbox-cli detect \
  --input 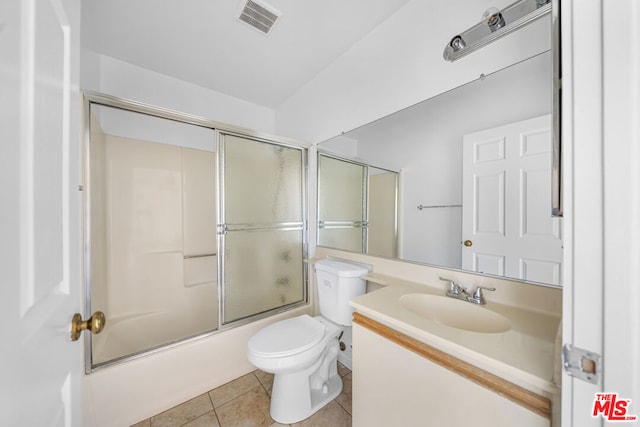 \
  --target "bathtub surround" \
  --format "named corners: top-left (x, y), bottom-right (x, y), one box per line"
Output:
top-left (82, 94), bottom-right (310, 426)
top-left (89, 112), bottom-right (218, 366)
